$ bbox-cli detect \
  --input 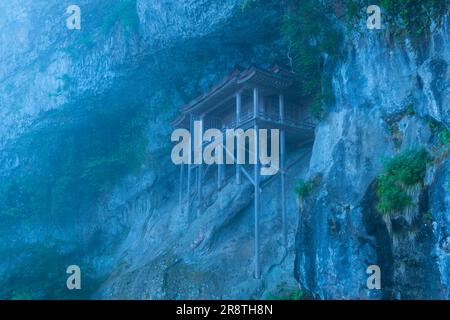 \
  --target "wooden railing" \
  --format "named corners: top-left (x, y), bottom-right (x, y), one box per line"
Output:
top-left (203, 110), bottom-right (317, 132)
top-left (203, 116), bottom-right (223, 131)
top-left (257, 111), bottom-right (316, 130)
